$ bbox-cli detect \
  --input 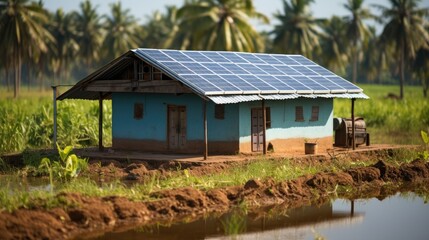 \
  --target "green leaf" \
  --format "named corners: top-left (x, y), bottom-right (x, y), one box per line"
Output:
top-left (421, 130), bottom-right (429, 144)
